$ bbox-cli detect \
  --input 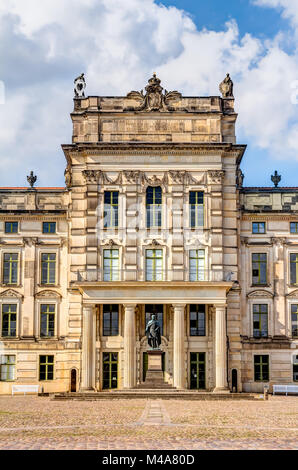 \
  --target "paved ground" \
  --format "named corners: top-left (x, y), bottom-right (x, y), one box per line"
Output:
top-left (0, 395), bottom-right (297, 450)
